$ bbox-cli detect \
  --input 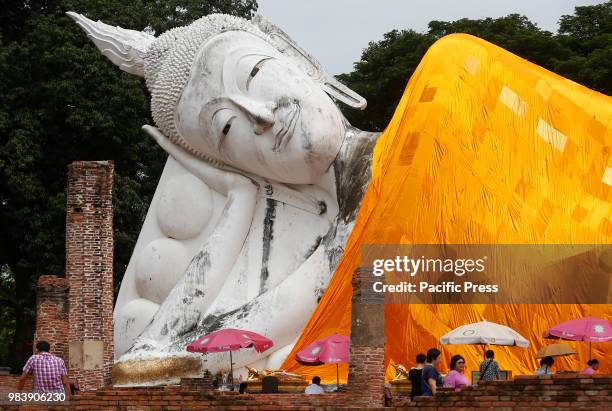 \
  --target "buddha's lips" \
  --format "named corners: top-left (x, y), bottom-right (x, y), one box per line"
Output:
top-left (272, 102), bottom-right (300, 152)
